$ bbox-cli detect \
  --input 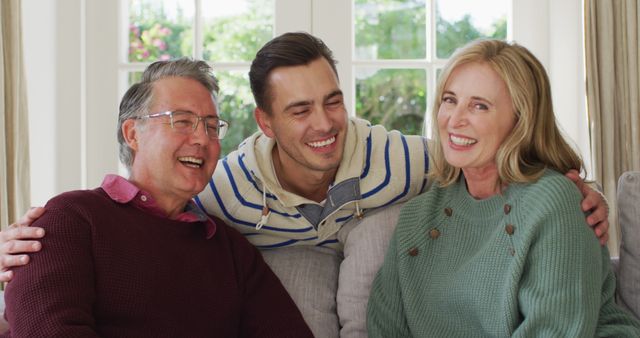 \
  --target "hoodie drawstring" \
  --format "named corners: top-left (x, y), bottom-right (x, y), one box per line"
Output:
top-left (255, 184), bottom-right (271, 230)
top-left (354, 200), bottom-right (364, 220)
